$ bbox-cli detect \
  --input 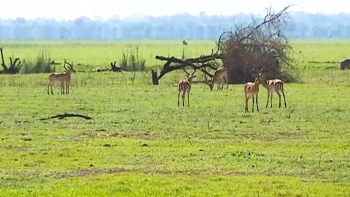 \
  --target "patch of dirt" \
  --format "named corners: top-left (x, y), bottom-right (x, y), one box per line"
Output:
top-left (109, 132), bottom-right (155, 140)
top-left (239, 131), bottom-right (304, 141)
top-left (277, 131), bottom-right (303, 138)
top-left (211, 169), bottom-right (248, 176)
top-left (1, 145), bottom-right (30, 151)
top-left (2, 167), bottom-right (347, 184)
top-left (76, 131), bottom-right (155, 140)
top-left (265, 131), bottom-right (304, 141)
top-left (42, 168), bottom-right (249, 180)
top-left (55, 167), bottom-right (130, 179)
top-left (241, 132), bottom-right (260, 140)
